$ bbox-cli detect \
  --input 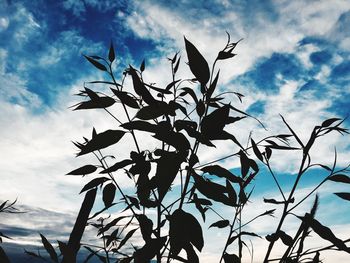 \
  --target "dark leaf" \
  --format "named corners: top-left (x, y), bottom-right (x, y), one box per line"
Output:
top-left (102, 183), bottom-right (116, 207)
top-left (73, 97), bottom-right (115, 110)
top-left (135, 102), bottom-right (171, 120)
top-left (133, 237), bottom-right (167, 263)
top-left (169, 209), bottom-right (204, 256)
top-left (328, 174), bottom-right (350, 184)
top-left (239, 150), bottom-right (258, 178)
top-left (217, 51), bottom-right (236, 60)
top-left (179, 87), bottom-right (198, 104)
top-left (129, 66), bottom-right (157, 105)
top-left (140, 59), bottom-right (145, 72)
top-left (278, 230), bottom-right (293, 246)
top-left (67, 165), bottom-right (97, 176)
top-left (193, 172), bottom-right (235, 206)
top-left (77, 129), bottom-right (125, 156)
top-left (174, 56), bottom-right (181, 73)
top-left (126, 195), bottom-right (141, 210)
top-left (144, 83), bottom-right (173, 94)
top-left (303, 213), bottom-right (350, 253)
top-left (100, 159), bottom-right (133, 174)
top-left (117, 228), bottom-right (137, 250)
top-left (84, 55), bottom-right (107, 71)
top-left (201, 165), bottom-right (243, 184)
top-left (265, 147), bottom-right (272, 160)
top-left (24, 249), bottom-right (44, 260)
top-left (80, 177), bottom-right (110, 194)
top-left (0, 247), bottom-right (10, 263)
top-left (223, 253), bottom-right (240, 263)
top-left (121, 120), bottom-right (157, 133)
top-left (150, 151), bottom-right (185, 201)
top-left (184, 37), bottom-right (210, 85)
top-left (226, 180), bottom-right (237, 205)
top-left (98, 216), bottom-right (128, 235)
top-left (165, 79), bottom-right (181, 91)
top-left (334, 192), bottom-right (350, 201)
top-left (40, 233), bottom-right (58, 263)
top-left (209, 220), bottom-right (230, 229)
top-left (153, 130), bottom-right (191, 152)
top-left (83, 246), bottom-right (106, 263)
top-left (109, 42), bottom-right (115, 62)
top-left (201, 104), bottom-right (230, 139)
top-left (196, 99), bottom-right (205, 117)
top-left (251, 139), bottom-right (263, 162)
top-left (206, 70), bottom-right (219, 100)
top-left (111, 89), bottom-right (139, 109)
top-left (136, 214), bottom-right (153, 242)
top-left (321, 118), bottom-right (341, 127)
